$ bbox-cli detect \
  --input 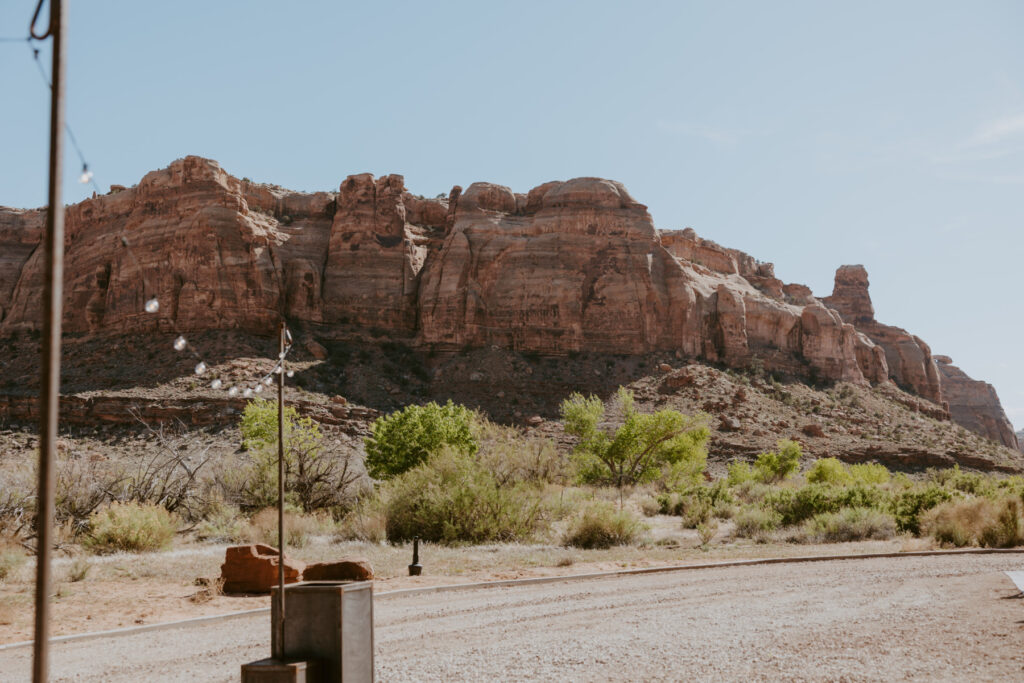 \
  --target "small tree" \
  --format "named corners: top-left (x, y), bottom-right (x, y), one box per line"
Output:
top-left (561, 387), bottom-right (709, 493)
top-left (364, 400), bottom-right (477, 480)
top-left (753, 439), bottom-right (803, 483)
top-left (239, 400), bottom-right (361, 512)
